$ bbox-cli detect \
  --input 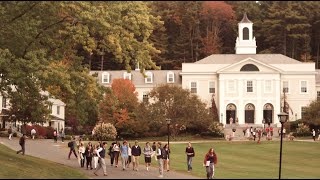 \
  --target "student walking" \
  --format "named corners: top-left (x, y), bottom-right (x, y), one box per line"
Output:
top-left (93, 144), bottom-right (99, 169)
top-left (143, 142), bottom-right (154, 171)
top-left (203, 147), bottom-right (218, 179)
top-left (156, 142), bottom-right (164, 178)
top-left (186, 142), bottom-right (195, 172)
top-left (94, 142), bottom-right (108, 176)
top-left (68, 137), bottom-right (78, 159)
top-left (312, 129), bottom-right (316, 141)
top-left (85, 144), bottom-right (93, 170)
top-left (127, 143), bottom-right (132, 168)
top-left (108, 142), bottom-right (115, 166)
top-left (31, 128), bottom-right (36, 140)
top-left (152, 142), bottom-right (157, 151)
top-left (131, 140), bottom-right (142, 171)
top-left (79, 142), bottom-right (86, 168)
top-left (16, 134), bottom-right (26, 155)
top-left (120, 141), bottom-right (129, 170)
top-left (252, 128), bottom-right (256, 141)
top-left (257, 128), bottom-right (262, 144)
top-left (60, 128), bottom-right (65, 143)
top-left (8, 126), bottom-right (13, 140)
top-left (53, 130), bottom-right (58, 143)
top-left (113, 141), bottom-right (120, 167)
top-left (163, 144), bottom-right (170, 172)
top-left (318, 129), bottom-right (320, 141)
